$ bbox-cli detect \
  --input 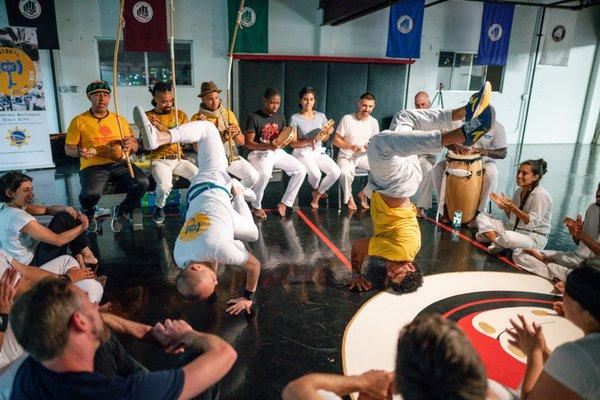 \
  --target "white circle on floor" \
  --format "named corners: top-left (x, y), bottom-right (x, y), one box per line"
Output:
top-left (342, 271), bottom-right (583, 392)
